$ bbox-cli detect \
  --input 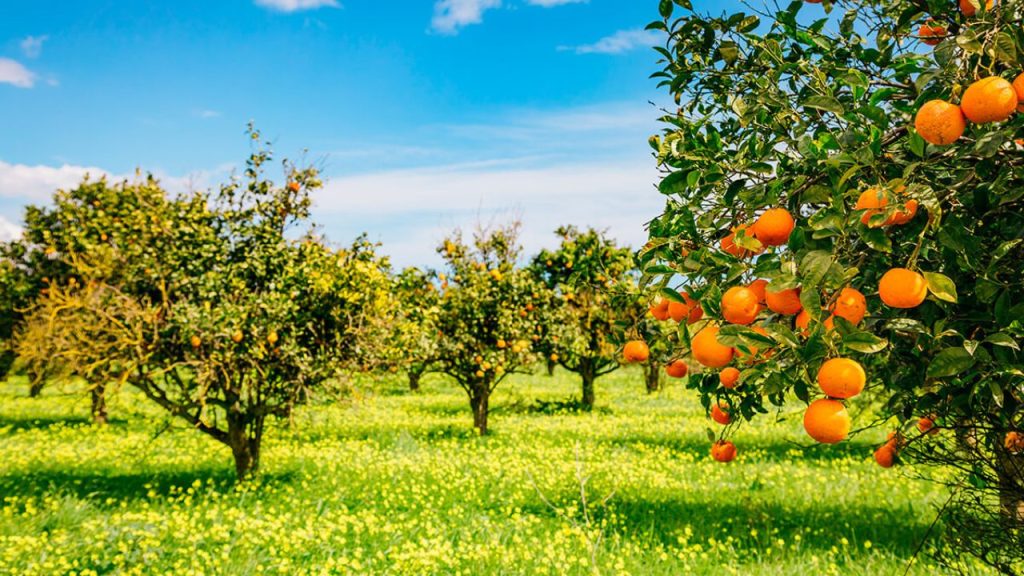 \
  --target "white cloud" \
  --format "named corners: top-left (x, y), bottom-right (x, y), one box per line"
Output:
top-left (431, 0), bottom-right (501, 34)
top-left (20, 35), bottom-right (48, 59)
top-left (254, 0), bottom-right (339, 12)
top-left (0, 58), bottom-right (37, 88)
top-left (0, 160), bottom-right (109, 202)
top-left (526, 0), bottom-right (586, 6)
top-left (0, 215), bottom-right (23, 241)
top-left (195, 109), bottom-right (221, 119)
top-left (561, 28), bottom-right (661, 55)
